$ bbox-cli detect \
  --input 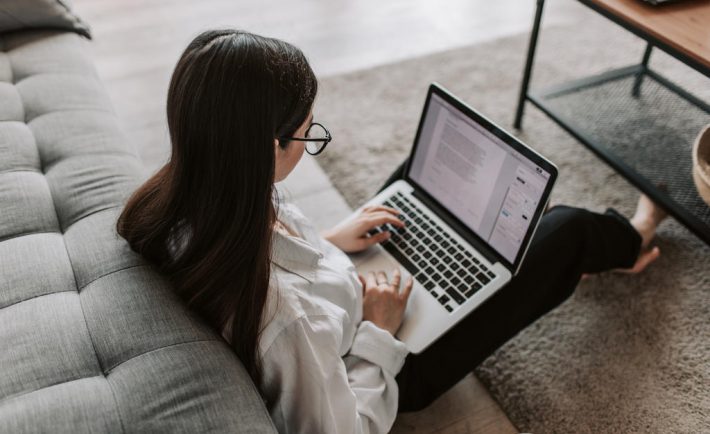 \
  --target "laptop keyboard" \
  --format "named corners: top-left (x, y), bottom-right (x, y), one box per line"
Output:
top-left (368, 191), bottom-right (497, 313)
